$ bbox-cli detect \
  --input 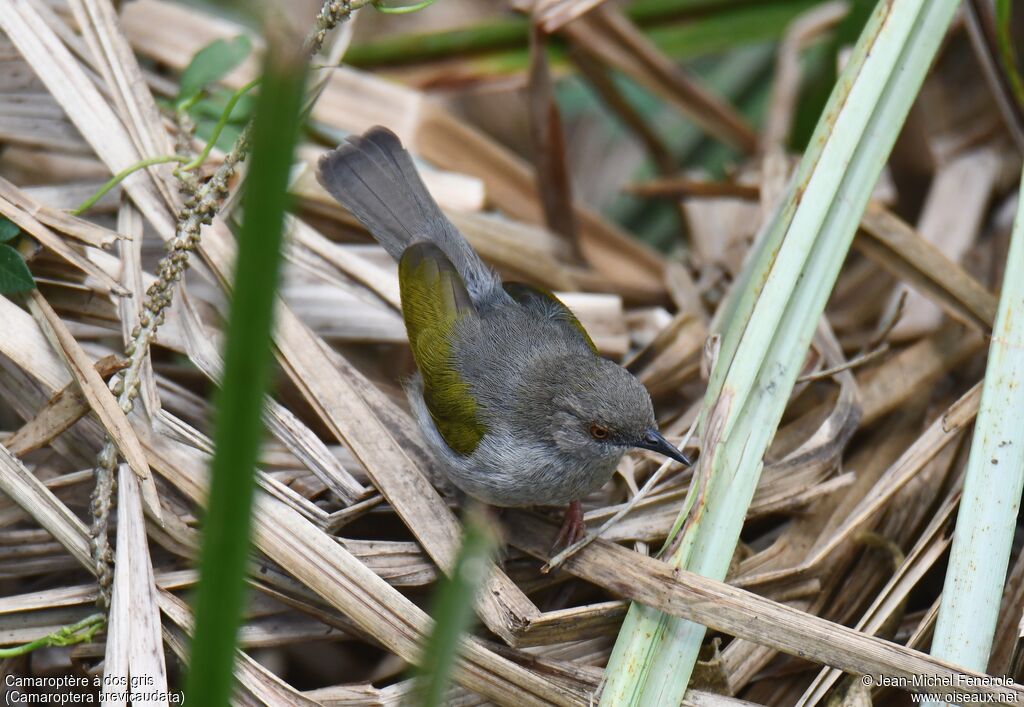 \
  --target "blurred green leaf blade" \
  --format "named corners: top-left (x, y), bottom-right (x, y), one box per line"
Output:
top-left (183, 30), bottom-right (306, 706)
top-left (177, 35), bottom-right (252, 107)
top-left (416, 511), bottom-right (496, 707)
